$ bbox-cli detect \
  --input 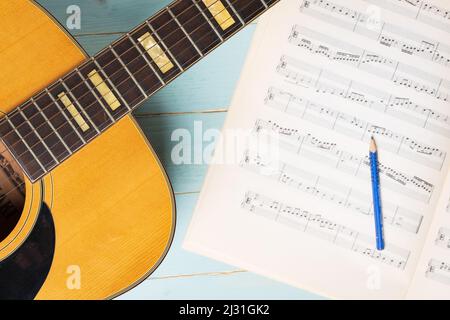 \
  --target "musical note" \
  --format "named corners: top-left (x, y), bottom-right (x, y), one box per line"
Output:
top-left (435, 227), bottom-right (450, 249)
top-left (277, 55), bottom-right (450, 138)
top-left (425, 259), bottom-right (450, 286)
top-left (289, 25), bottom-right (450, 101)
top-left (300, 0), bottom-right (450, 66)
top-left (265, 87), bottom-right (446, 171)
top-left (242, 191), bottom-right (410, 269)
top-left (249, 116), bottom-right (434, 203)
top-left (241, 130), bottom-right (423, 233)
